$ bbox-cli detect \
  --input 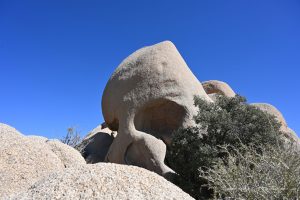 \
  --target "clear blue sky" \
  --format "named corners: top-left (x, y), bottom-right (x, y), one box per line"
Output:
top-left (1, 0), bottom-right (299, 139)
